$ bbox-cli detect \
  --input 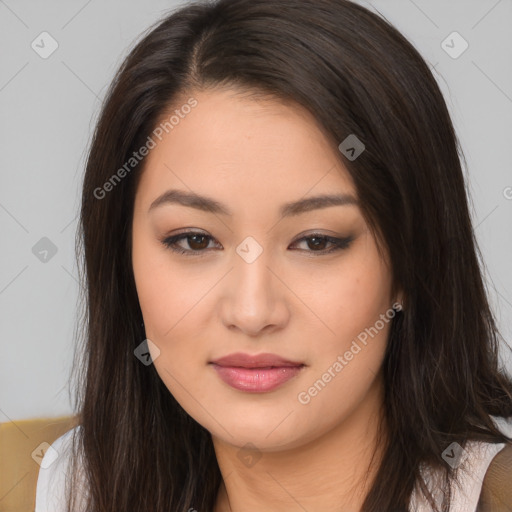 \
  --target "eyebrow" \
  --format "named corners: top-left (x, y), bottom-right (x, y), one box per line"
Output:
top-left (148, 189), bottom-right (358, 217)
